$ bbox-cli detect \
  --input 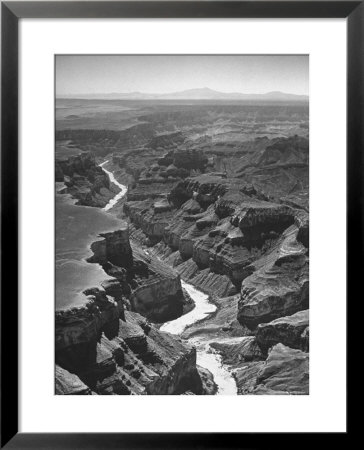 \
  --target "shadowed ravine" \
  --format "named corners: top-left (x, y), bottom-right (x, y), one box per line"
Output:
top-left (100, 163), bottom-right (237, 395)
